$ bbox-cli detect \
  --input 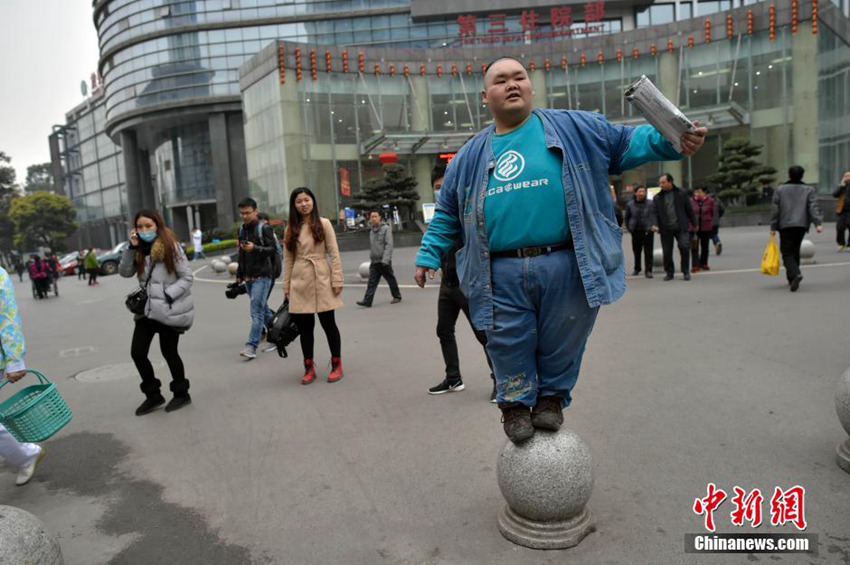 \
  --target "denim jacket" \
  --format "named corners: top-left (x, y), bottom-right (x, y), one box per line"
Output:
top-left (0, 268), bottom-right (26, 373)
top-left (416, 109), bottom-right (682, 330)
